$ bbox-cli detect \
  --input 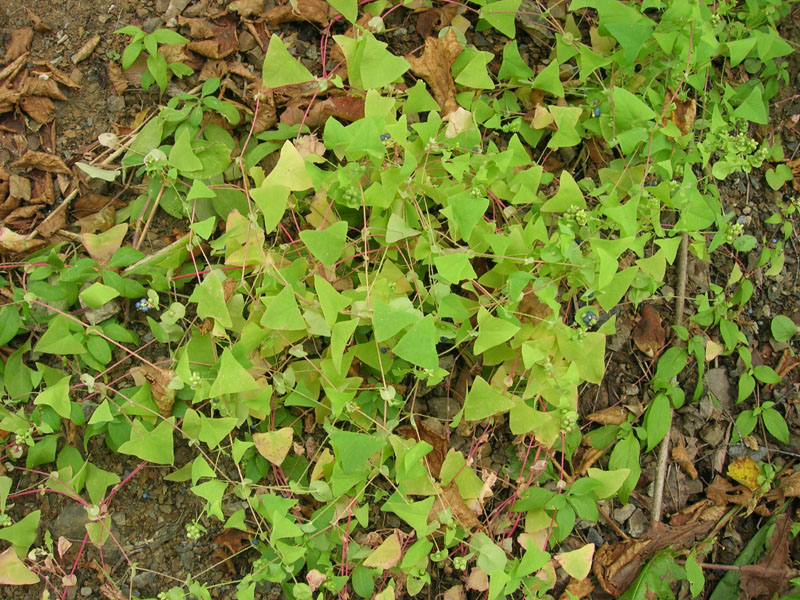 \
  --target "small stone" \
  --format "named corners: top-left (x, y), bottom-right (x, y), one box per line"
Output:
top-left (107, 95), bottom-right (125, 113)
top-left (143, 17), bottom-right (162, 33)
top-left (155, 0), bottom-right (170, 13)
top-left (159, 504), bottom-right (173, 515)
top-left (612, 503), bottom-right (636, 523)
top-left (586, 527), bottom-right (604, 547)
top-left (700, 423), bottom-right (725, 447)
top-left (628, 508), bottom-right (648, 538)
top-left (80, 587), bottom-right (93, 597)
top-left (238, 31), bottom-right (256, 53)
